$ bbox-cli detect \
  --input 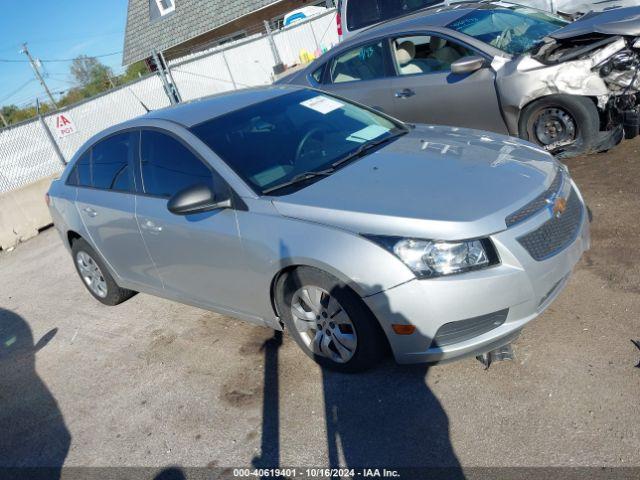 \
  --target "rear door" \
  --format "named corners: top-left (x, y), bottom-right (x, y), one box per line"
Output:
top-left (388, 33), bottom-right (508, 133)
top-left (134, 129), bottom-right (248, 314)
top-left (72, 131), bottom-right (161, 289)
top-left (317, 40), bottom-right (396, 114)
